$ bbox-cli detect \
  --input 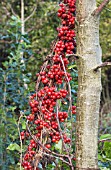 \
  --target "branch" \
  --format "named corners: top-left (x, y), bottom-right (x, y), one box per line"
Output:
top-left (66, 53), bottom-right (80, 60)
top-left (27, 24), bottom-right (41, 33)
top-left (42, 152), bottom-right (70, 166)
top-left (56, 100), bottom-right (70, 154)
top-left (2, 6), bottom-right (11, 17)
top-left (17, 113), bottom-right (24, 170)
top-left (99, 138), bottom-right (111, 143)
top-left (97, 1), bottom-right (111, 12)
top-left (93, 62), bottom-right (111, 71)
top-left (93, 0), bottom-right (110, 16)
top-left (26, 121), bottom-right (69, 159)
top-left (0, 40), bottom-right (13, 44)
top-left (8, 4), bottom-right (18, 17)
top-left (59, 55), bottom-right (73, 150)
top-left (24, 5), bottom-right (37, 22)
